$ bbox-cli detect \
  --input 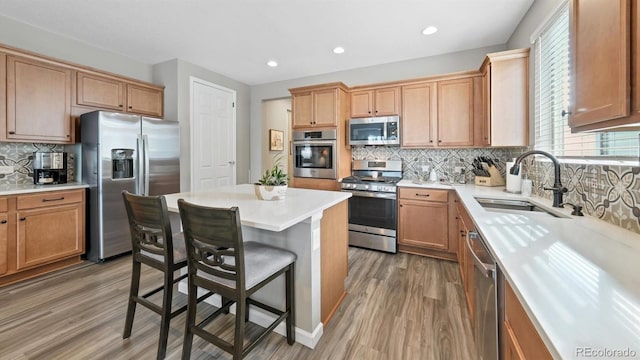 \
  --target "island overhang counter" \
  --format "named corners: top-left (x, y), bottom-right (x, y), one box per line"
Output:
top-left (163, 184), bottom-right (351, 349)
